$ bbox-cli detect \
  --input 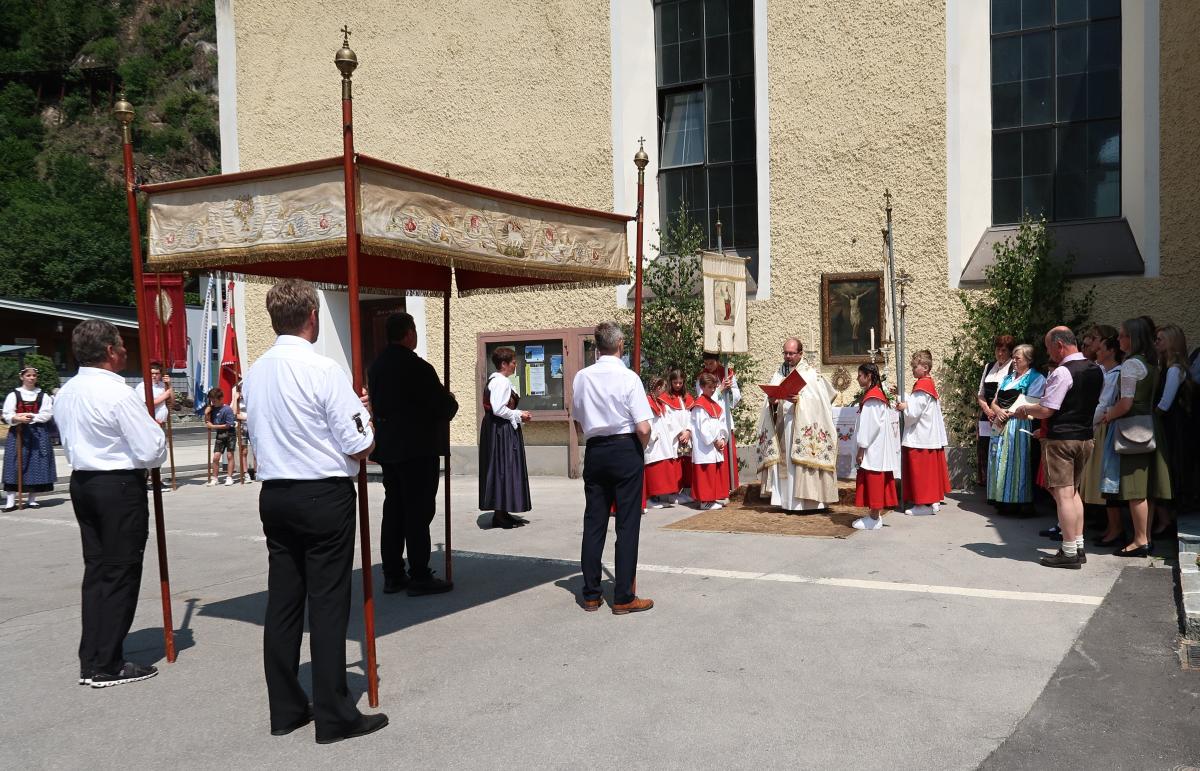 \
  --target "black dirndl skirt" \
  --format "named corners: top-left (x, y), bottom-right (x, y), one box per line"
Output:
top-left (479, 414), bottom-right (531, 513)
top-left (3, 424), bottom-right (58, 492)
